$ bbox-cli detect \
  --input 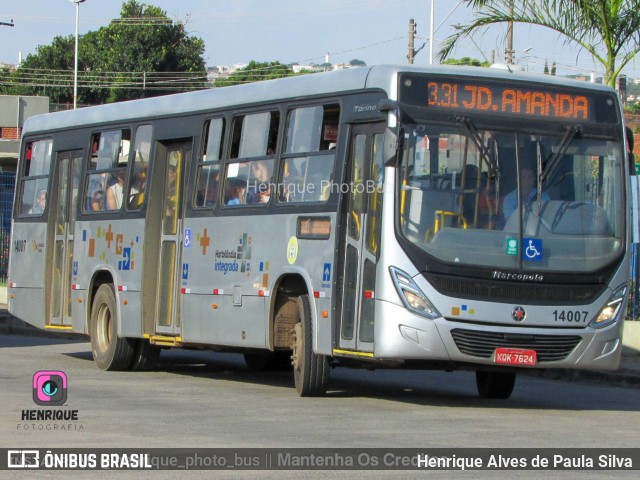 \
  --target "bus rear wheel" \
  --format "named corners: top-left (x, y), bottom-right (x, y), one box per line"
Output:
top-left (129, 339), bottom-right (161, 371)
top-left (90, 284), bottom-right (134, 371)
top-left (476, 370), bottom-right (516, 399)
top-left (291, 295), bottom-right (329, 397)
